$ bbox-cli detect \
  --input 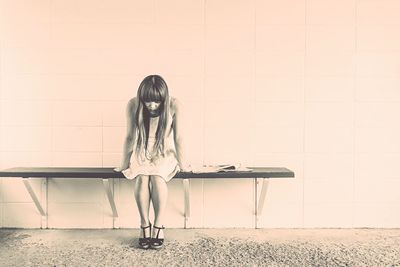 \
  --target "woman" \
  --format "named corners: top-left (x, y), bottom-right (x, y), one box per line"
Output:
top-left (114, 75), bottom-right (188, 249)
